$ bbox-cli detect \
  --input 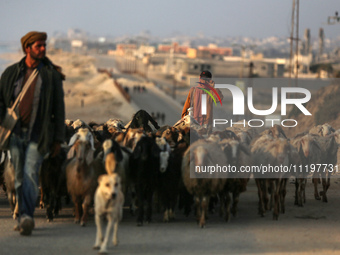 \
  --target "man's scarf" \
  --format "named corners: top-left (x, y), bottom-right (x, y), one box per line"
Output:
top-left (192, 80), bottom-right (216, 125)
